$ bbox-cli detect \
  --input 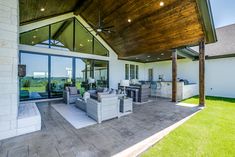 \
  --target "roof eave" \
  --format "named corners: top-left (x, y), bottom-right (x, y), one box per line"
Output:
top-left (196, 0), bottom-right (217, 44)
